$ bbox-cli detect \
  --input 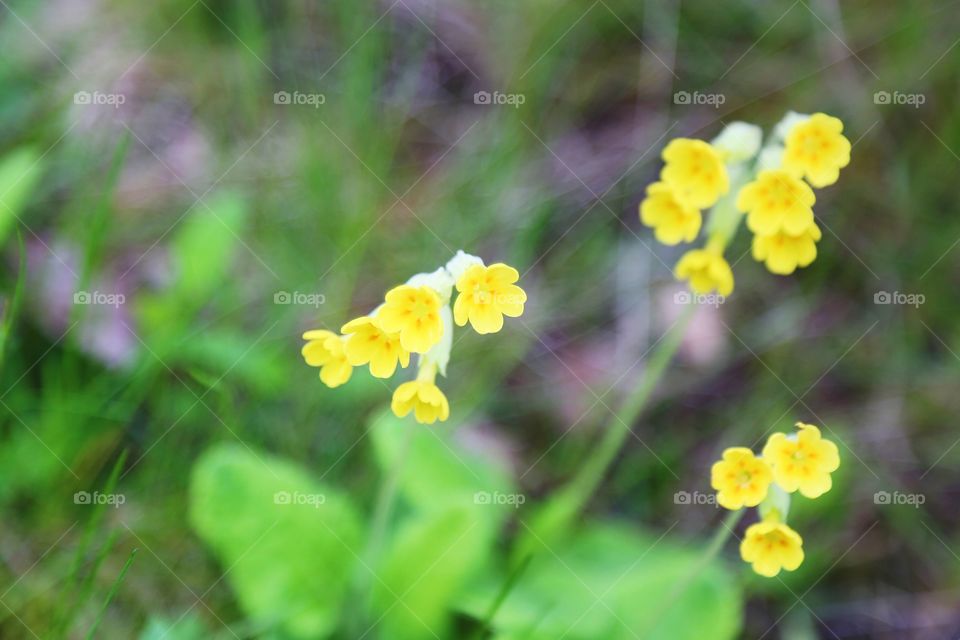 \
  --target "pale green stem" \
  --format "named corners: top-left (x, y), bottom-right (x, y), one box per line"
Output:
top-left (553, 303), bottom-right (696, 519)
top-left (642, 508), bottom-right (746, 635)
